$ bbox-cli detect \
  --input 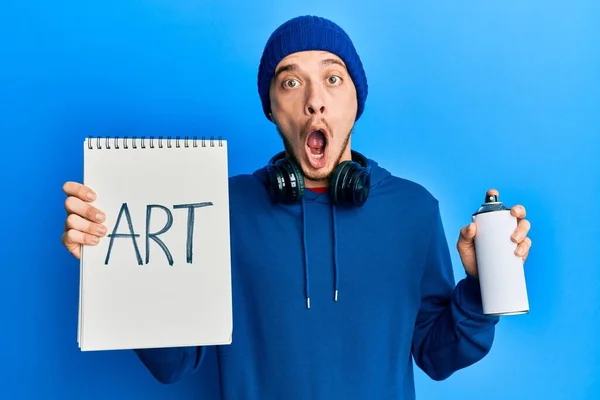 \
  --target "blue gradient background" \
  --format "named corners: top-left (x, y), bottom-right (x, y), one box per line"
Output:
top-left (1, 1), bottom-right (598, 399)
